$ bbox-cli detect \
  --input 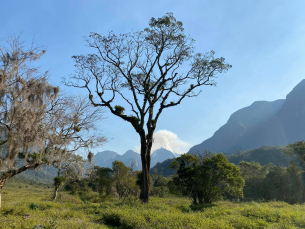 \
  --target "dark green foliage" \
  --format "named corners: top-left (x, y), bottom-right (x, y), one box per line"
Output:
top-left (92, 167), bottom-right (113, 195)
top-left (129, 115), bottom-right (140, 128)
top-left (171, 153), bottom-right (244, 204)
top-left (136, 171), bottom-right (152, 189)
top-left (54, 176), bottom-right (66, 187)
top-left (64, 178), bottom-right (91, 195)
top-left (189, 203), bottom-right (216, 211)
top-left (284, 140), bottom-right (305, 170)
top-left (227, 146), bottom-right (290, 167)
top-left (53, 176), bottom-right (67, 199)
top-left (151, 158), bottom-right (176, 177)
top-left (73, 126), bottom-right (81, 132)
top-left (150, 174), bottom-right (170, 198)
top-left (114, 105), bottom-right (125, 114)
top-left (150, 186), bottom-right (169, 198)
top-left (237, 161), bottom-right (270, 201)
top-left (29, 203), bottom-right (39, 210)
top-left (151, 146), bottom-right (291, 178)
top-left (261, 164), bottom-right (305, 204)
top-left (236, 159), bottom-right (305, 204)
